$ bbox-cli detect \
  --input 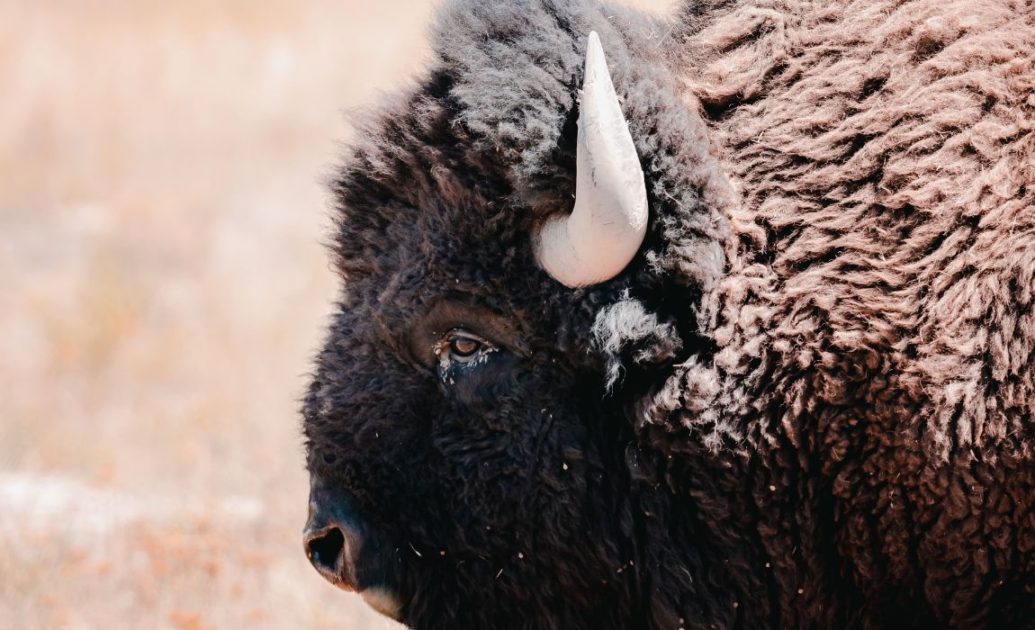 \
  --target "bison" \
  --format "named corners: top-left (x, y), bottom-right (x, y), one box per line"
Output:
top-left (301, 0), bottom-right (1035, 627)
